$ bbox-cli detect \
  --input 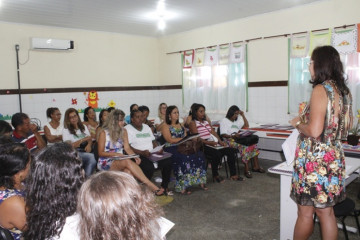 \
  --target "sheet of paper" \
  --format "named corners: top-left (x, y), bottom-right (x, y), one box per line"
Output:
top-left (157, 217), bottom-right (175, 238)
top-left (151, 144), bottom-right (165, 153)
top-left (281, 129), bottom-right (299, 165)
